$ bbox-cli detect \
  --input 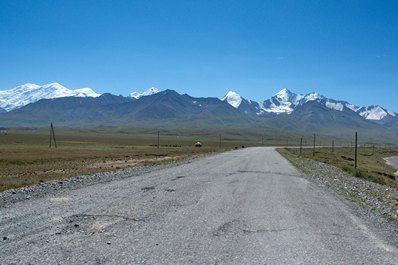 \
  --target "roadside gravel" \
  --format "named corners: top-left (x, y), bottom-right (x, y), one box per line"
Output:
top-left (0, 155), bottom-right (203, 208)
top-left (279, 148), bottom-right (398, 246)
